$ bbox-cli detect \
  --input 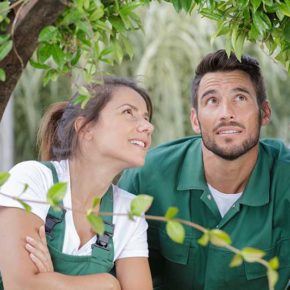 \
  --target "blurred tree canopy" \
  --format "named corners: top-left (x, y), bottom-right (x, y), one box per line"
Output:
top-left (11, 2), bottom-right (290, 162)
top-left (1, 0), bottom-right (290, 120)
